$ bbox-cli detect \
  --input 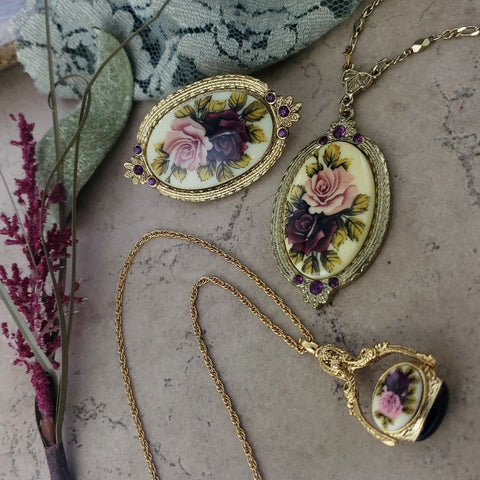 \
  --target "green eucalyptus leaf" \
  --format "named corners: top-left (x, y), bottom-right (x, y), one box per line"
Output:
top-left (36, 29), bottom-right (134, 218)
